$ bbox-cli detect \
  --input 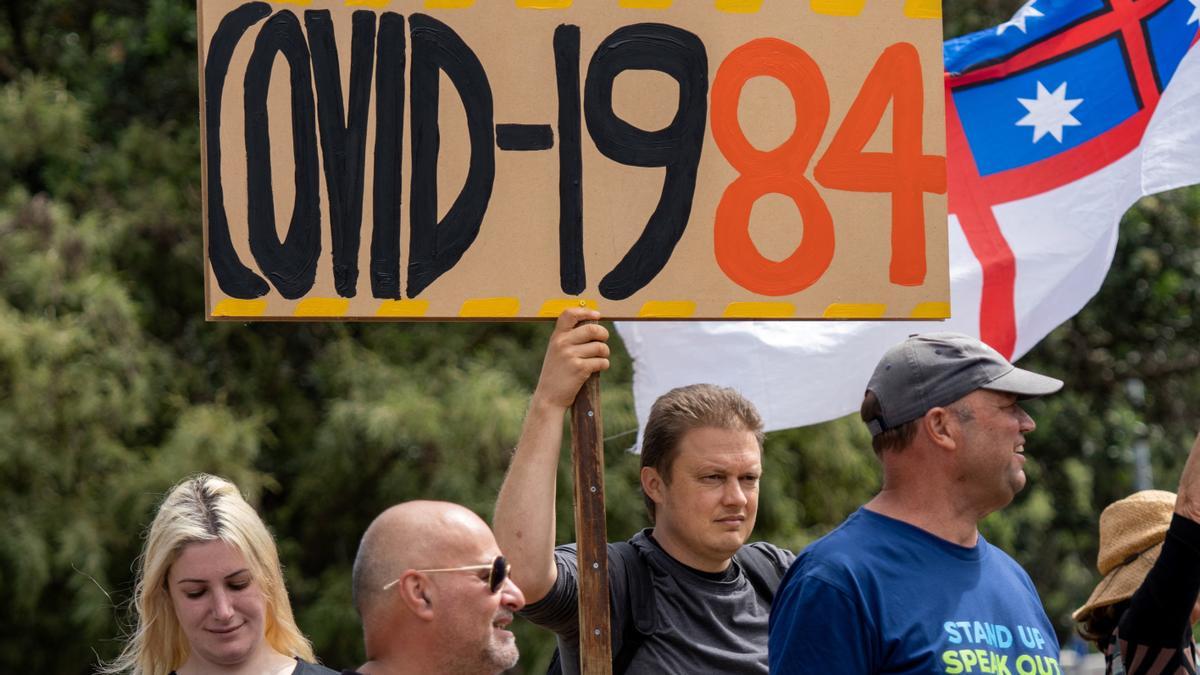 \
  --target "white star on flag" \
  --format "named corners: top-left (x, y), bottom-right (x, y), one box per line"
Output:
top-left (1189, 0), bottom-right (1200, 25)
top-left (997, 0), bottom-right (1045, 35)
top-left (1016, 81), bottom-right (1083, 143)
